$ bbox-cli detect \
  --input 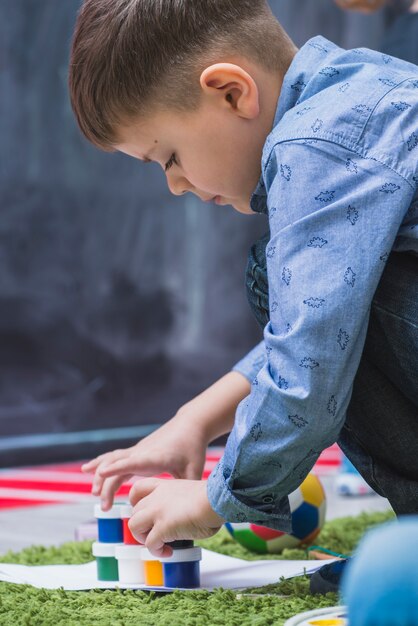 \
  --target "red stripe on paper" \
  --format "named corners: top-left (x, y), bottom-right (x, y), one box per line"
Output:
top-left (0, 446), bottom-right (341, 510)
top-left (0, 498), bottom-right (62, 509)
